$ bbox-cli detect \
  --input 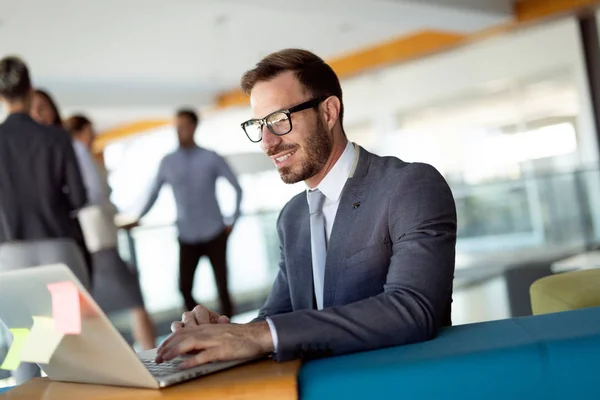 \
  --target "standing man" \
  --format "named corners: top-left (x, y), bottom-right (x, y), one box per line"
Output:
top-left (138, 109), bottom-right (243, 317)
top-left (156, 49), bottom-right (457, 368)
